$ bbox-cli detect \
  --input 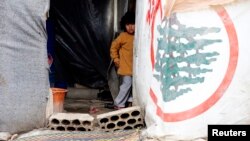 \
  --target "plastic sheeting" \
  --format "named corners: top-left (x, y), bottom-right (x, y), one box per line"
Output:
top-left (164, 0), bottom-right (236, 16)
top-left (0, 0), bottom-right (49, 133)
top-left (134, 0), bottom-right (250, 140)
top-left (50, 0), bottom-right (115, 88)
